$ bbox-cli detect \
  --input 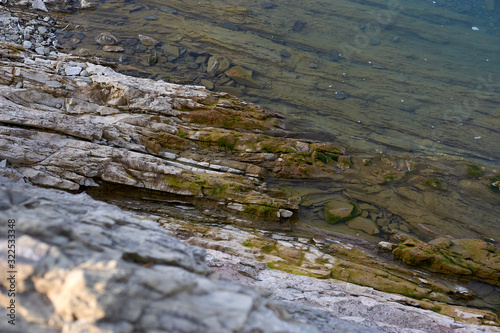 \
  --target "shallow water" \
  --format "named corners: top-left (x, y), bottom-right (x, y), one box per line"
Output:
top-left (59, 0), bottom-right (500, 241)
